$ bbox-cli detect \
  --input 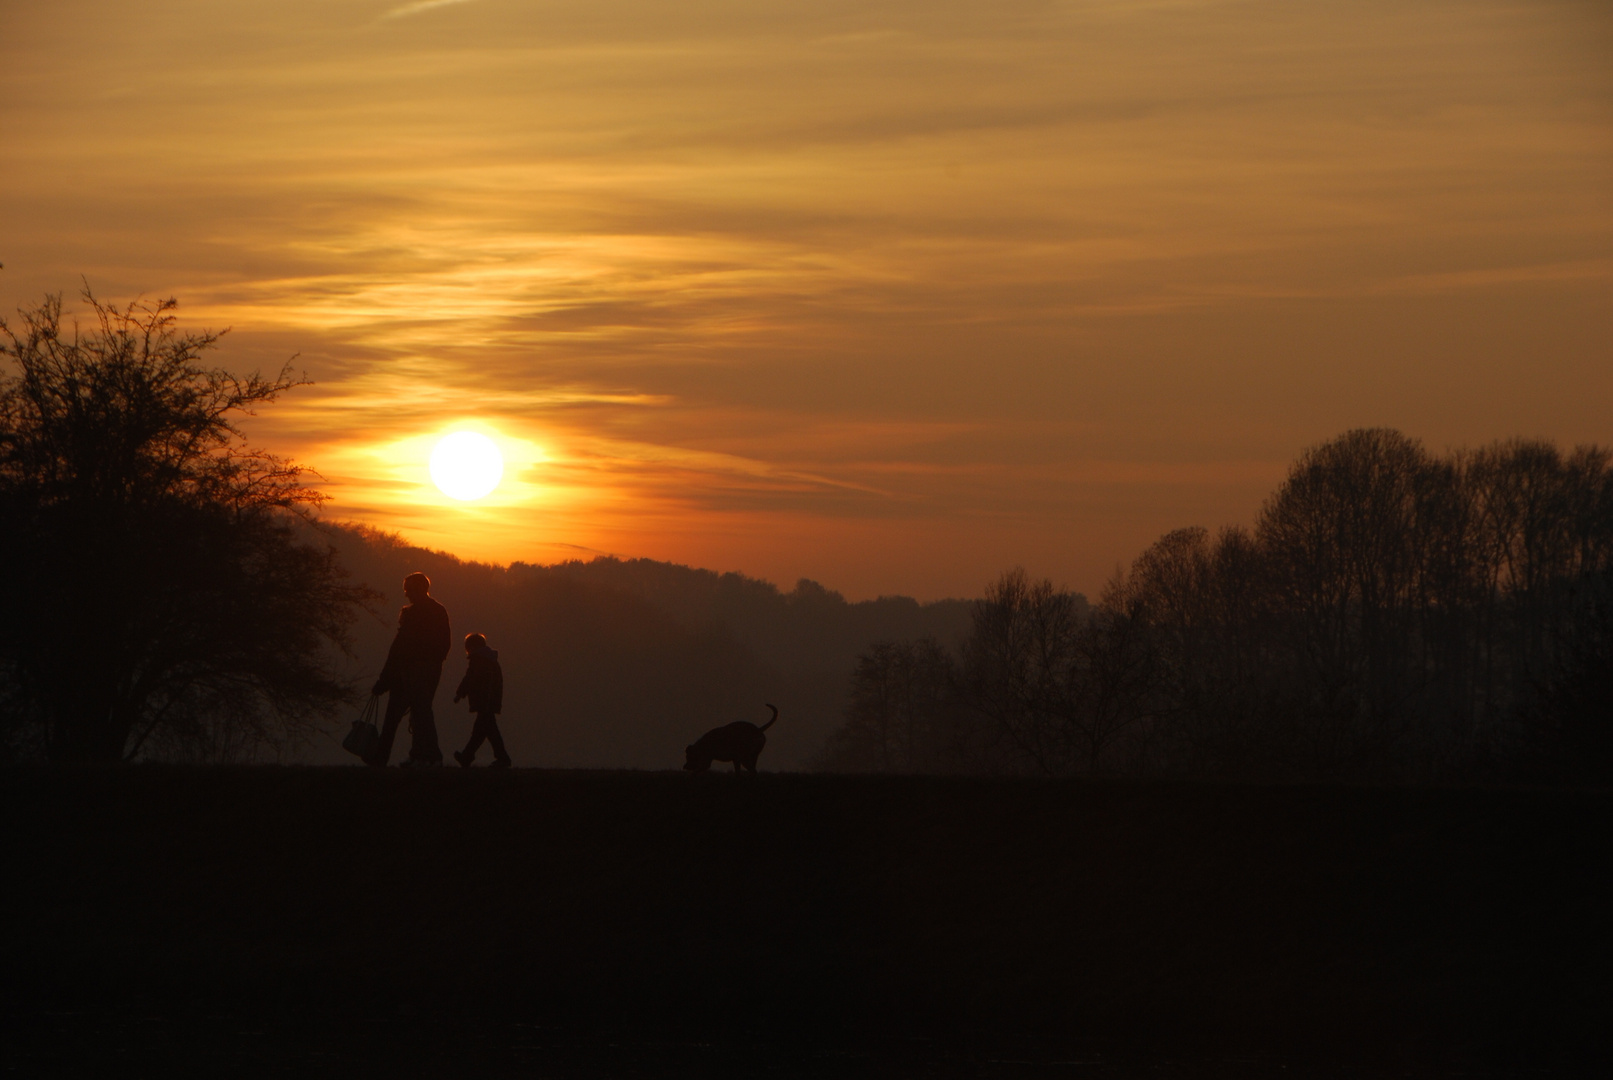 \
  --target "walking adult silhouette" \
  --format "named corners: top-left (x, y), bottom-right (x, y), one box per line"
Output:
top-left (367, 571), bottom-right (451, 767)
